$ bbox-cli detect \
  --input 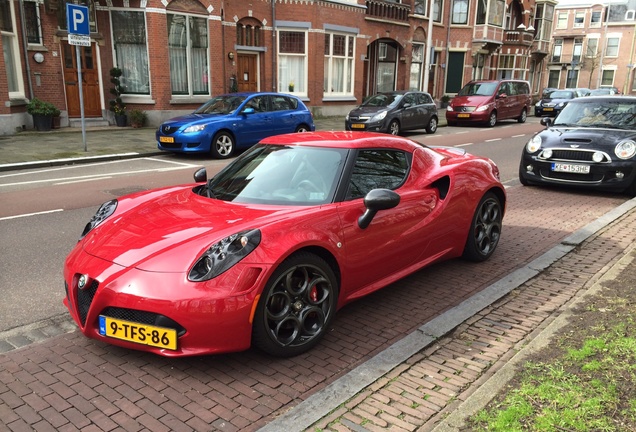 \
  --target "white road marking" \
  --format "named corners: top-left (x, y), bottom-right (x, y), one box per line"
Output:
top-left (485, 138), bottom-right (502, 142)
top-left (55, 177), bottom-right (113, 185)
top-left (0, 209), bottom-right (64, 221)
top-left (456, 143), bottom-right (473, 147)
